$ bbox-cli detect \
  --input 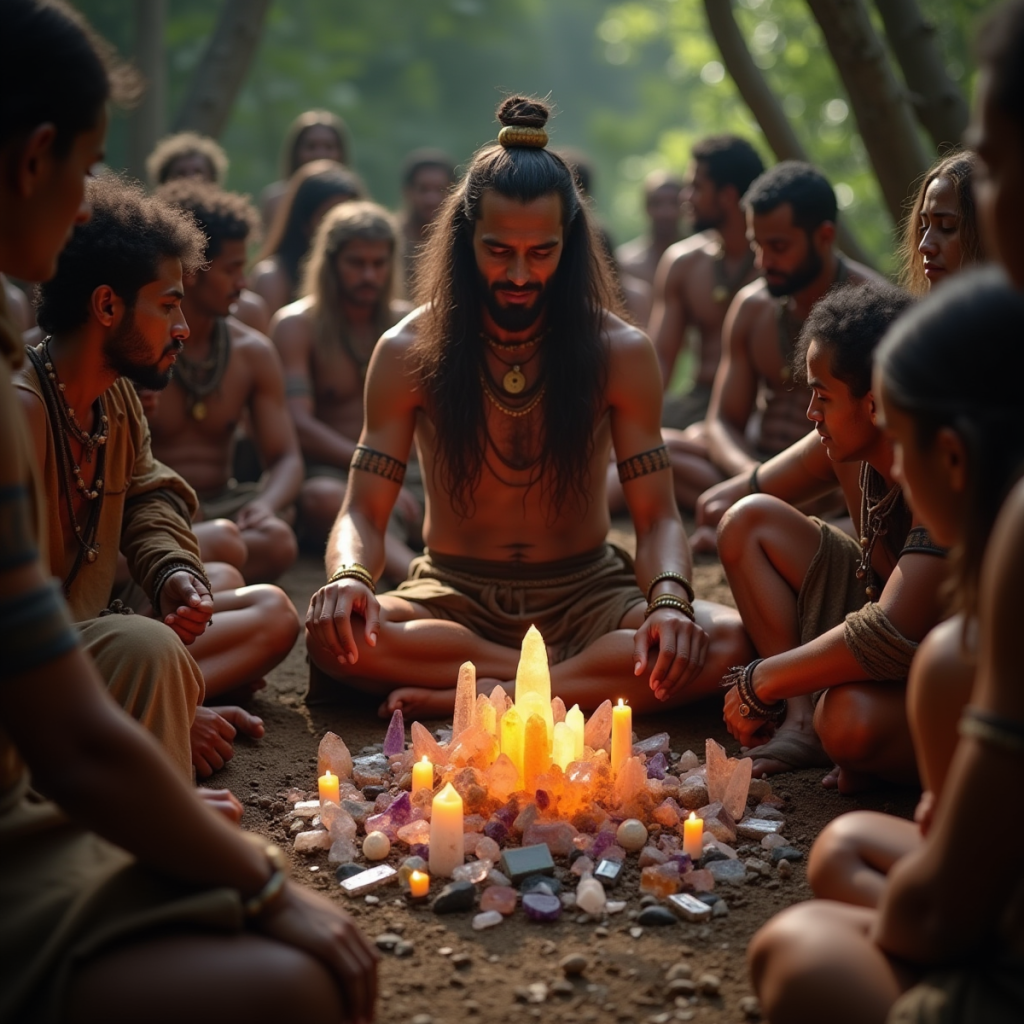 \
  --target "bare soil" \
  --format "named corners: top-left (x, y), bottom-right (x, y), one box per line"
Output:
top-left (220, 528), bottom-right (916, 1024)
